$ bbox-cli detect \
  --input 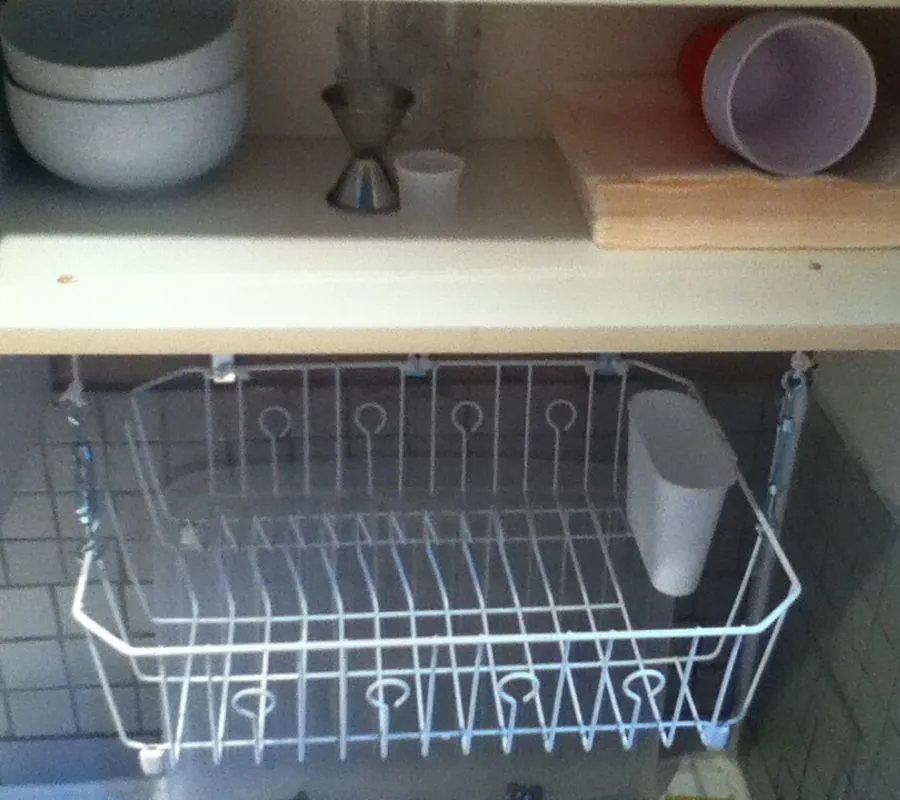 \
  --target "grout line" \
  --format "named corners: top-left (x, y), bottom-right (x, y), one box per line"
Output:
top-left (0, 540), bottom-right (10, 588)
top-left (99, 394), bottom-right (150, 734)
top-left (0, 681), bottom-right (145, 693)
top-left (47, 586), bottom-right (82, 736)
top-left (0, 643), bottom-right (15, 738)
top-left (41, 407), bottom-right (79, 585)
top-left (41, 408), bottom-right (89, 736)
